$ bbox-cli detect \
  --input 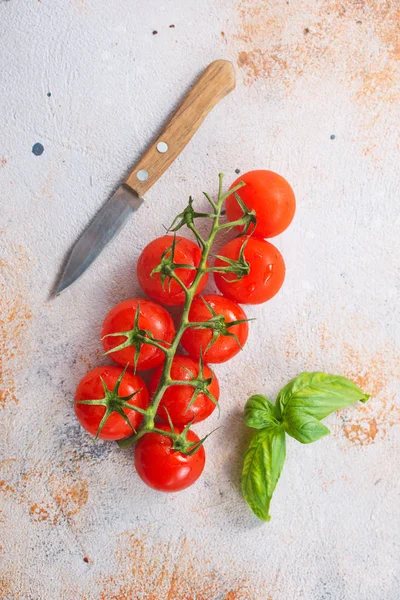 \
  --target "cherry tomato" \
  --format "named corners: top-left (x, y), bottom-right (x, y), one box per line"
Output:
top-left (101, 298), bottom-right (175, 370)
top-left (149, 355), bottom-right (219, 425)
top-left (74, 366), bottom-right (148, 440)
top-left (226, 170), bottom-right (295, 238)
top-left (137, 235), bottom-right (208, 306)
top-left (214, 236), bottom-right (285, 304)
top-left (181, 294), bottom-right (249, 363)
top-left (134, 424), bottom-right (206, 492)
